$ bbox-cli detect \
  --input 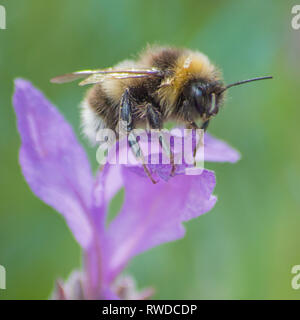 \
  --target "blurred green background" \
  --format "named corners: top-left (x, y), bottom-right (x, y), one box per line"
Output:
top-left (1, 0), bottom-right (300, 299)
